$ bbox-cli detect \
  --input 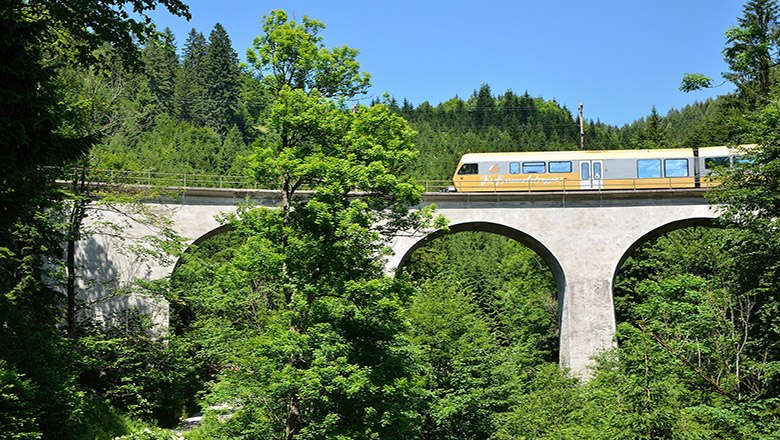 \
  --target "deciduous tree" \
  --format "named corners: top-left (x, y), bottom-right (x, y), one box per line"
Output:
top-left (246, 9), bottom-right (370, 99)
top-left (185, 10), bottom-right (441, 439)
